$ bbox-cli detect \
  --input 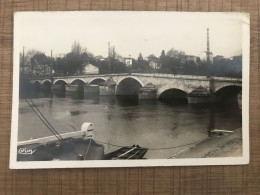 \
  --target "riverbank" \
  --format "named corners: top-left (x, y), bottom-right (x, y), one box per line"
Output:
top-left (171, 127), bottom-right (242, 158)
